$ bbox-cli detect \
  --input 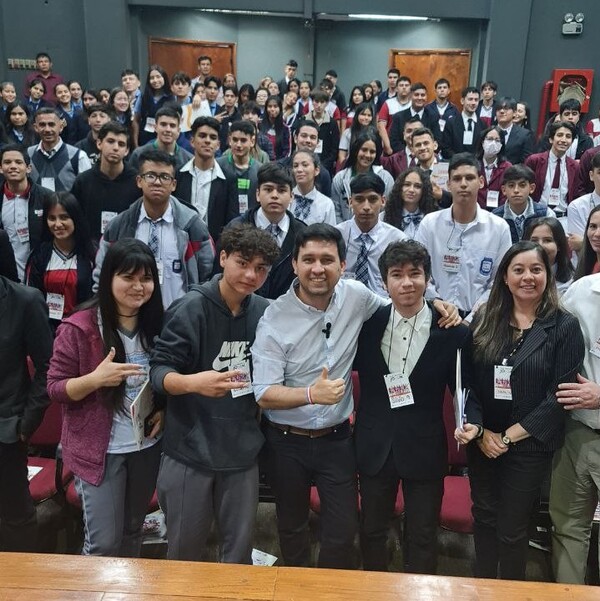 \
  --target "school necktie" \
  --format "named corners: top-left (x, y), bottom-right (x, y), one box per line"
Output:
top-left (355, 233), bottom-right (372, 286)
top-left (552, 157), bottom-right (561, 189)
top-left (514, 214), bottom-right (526, 239)
top-left (293, 194), bottom-right (312, 221)
top-left (147, 218), bottom-right (161, 257)
top-left (266, 223), bottom-right (282, 245)
top-left (467, 118), bottom-right (473, 131)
